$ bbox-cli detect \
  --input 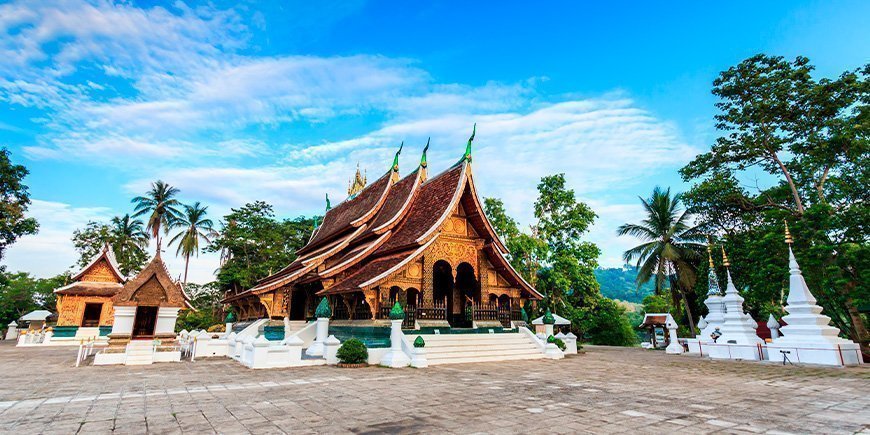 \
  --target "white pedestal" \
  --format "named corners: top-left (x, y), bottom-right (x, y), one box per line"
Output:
top-left (305, 317), bottom-right (329, 357)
